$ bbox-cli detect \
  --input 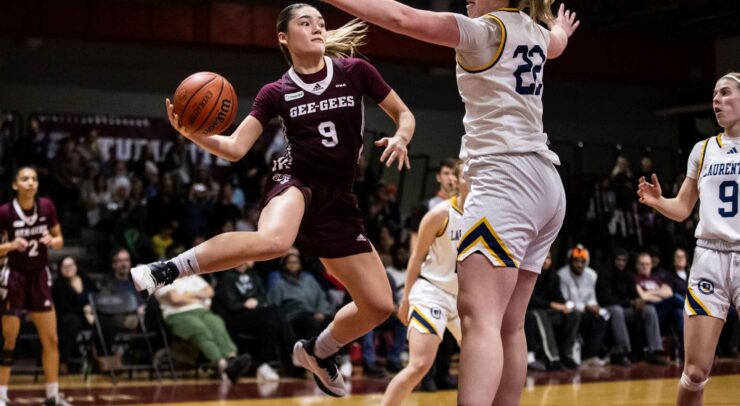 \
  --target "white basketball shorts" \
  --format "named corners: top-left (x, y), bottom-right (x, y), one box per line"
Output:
top-left (457, 153), bottom-right (566, 273)
top-left (407, 278), bottom-right (461, 343)
top-left (685, 240), bottom-right (740, 321)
